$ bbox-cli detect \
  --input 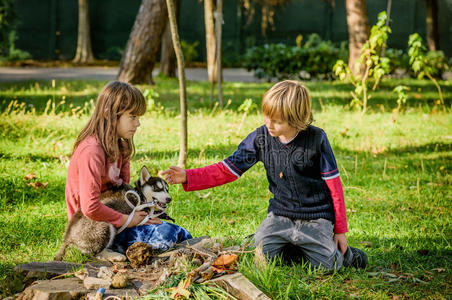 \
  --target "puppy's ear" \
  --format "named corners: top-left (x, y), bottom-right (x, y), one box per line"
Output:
top-left (140, 166), bottom-right (151, 184)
